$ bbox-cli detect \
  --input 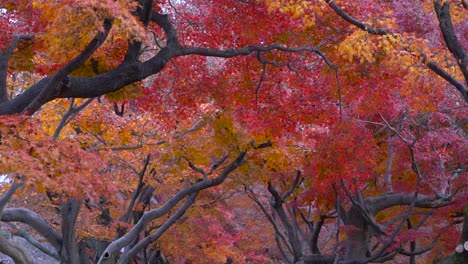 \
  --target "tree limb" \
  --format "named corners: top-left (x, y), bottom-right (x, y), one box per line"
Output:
top-left (434, 0), bottom-right (468, 84)
top-left (366, 192), bottom-right (452, 215)
top-left (245, 186), bottom-right (294, 256)
top-left (121, 155), bottom-right (151, 224)
top-left (23, 18), bottom-right (113, 115)
top-left (1, 208), bottom-right (62, 252)
top-left (0, 234), bottom-right (33, 264)
top-left (6, 222), bottom-right (60, 260)
top-left (117, 192), bottom-right (198, 264)
top-left (0, 34), bottom-right (34, 103)
top-left (325, 0), bottom-right (468, 102)
top-left (0, 178), bottom-right (23, 215)
top-left (97, 151), bottom-right (246, 264)
top-left (268, 181), bottom-right (303, 261)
